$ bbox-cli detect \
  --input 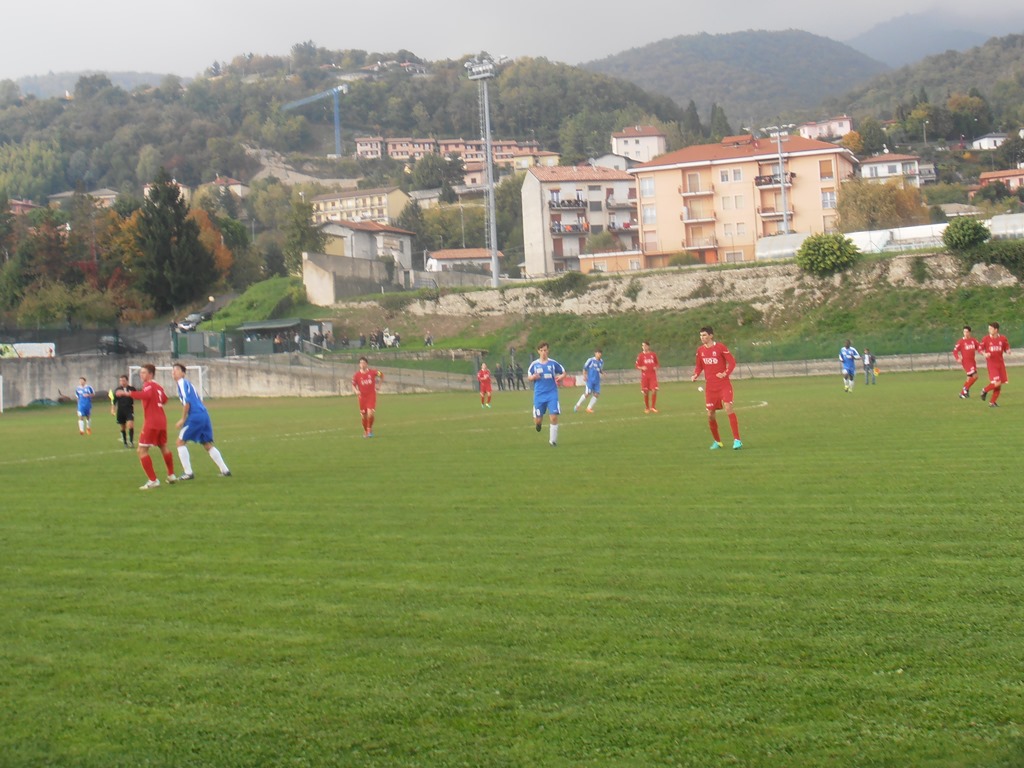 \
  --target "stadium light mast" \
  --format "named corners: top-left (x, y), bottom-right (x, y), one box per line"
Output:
top-left (466, 56), bottom-right (502, 288)
top-left (762, 124), bottom-right (796, 235)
